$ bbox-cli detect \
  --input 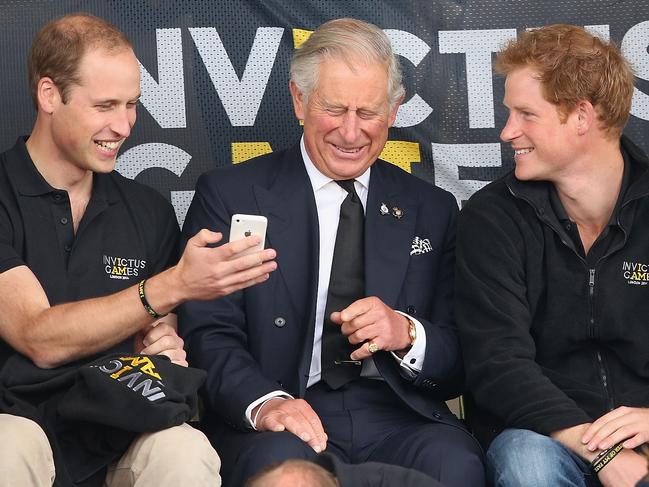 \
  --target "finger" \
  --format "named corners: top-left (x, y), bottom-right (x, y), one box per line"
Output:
top-left (586, 414), bottom-right (639, 450)
top-left (282, 406), bottom-right (326, 452)
top-left (141, 323), bottom-right (178, 346)
top-left (259, 412), bottom-right (287, 433)
top-left (257, 400), bottom-right (326, 452)
top-left (347, 324), bottom-right (380, 345)
top-left (220, 235), bottom-right (266, 257)
top-left (151, 313), bottom-right (178, 331)
top-left (299, 402), bottom-right (327, 451)
top-left (582, 407), bottom-right (632, 445)
top-left (210, 263), bottom-right (277, 295)
top-left (329, 311), bottom-right (343, 325)
top-left (582, 409), bottom-right (624, 443)
top-left (596, 413), bottom-right (649, 450)
top-left (191, 229), bottom-right (223, 247)
top-left (622, 433), bottom-right (648, 449)
top-left (156, 349), bottom-right (188, 367)
top-left (339, 298), bottom-right (373, 323)
top-left (281, 411), bottom-right (315, 444)
top-left (596, 424), bottom-right (640, 450)
top-left (340, 312), bottom-right (379, 335)
top-left (141, 335), bottom-right (185, 356)
top-left (256, 399), bottom-right (301, 434)
top-left (209, 250), bottom-right (276, 282)
top-left (228, 249), bottom-right (277, 270)
top-left (350, 340), bottom-right (379, 361)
